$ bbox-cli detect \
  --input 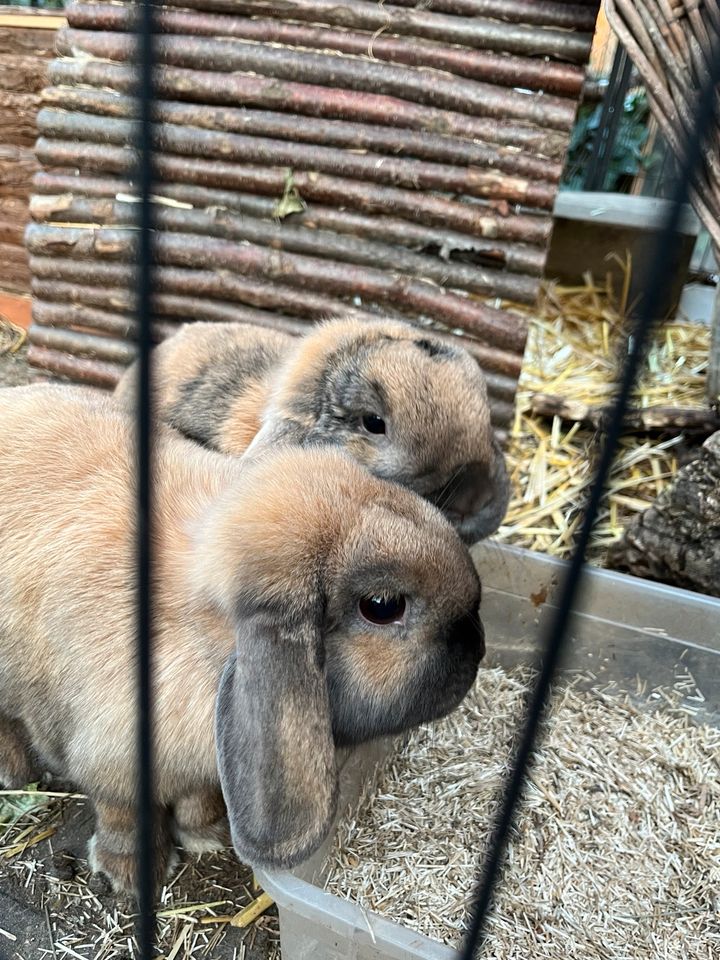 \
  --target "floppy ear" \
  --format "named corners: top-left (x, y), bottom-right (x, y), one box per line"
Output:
top-left (215, 606), bottom-right (338, 869)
